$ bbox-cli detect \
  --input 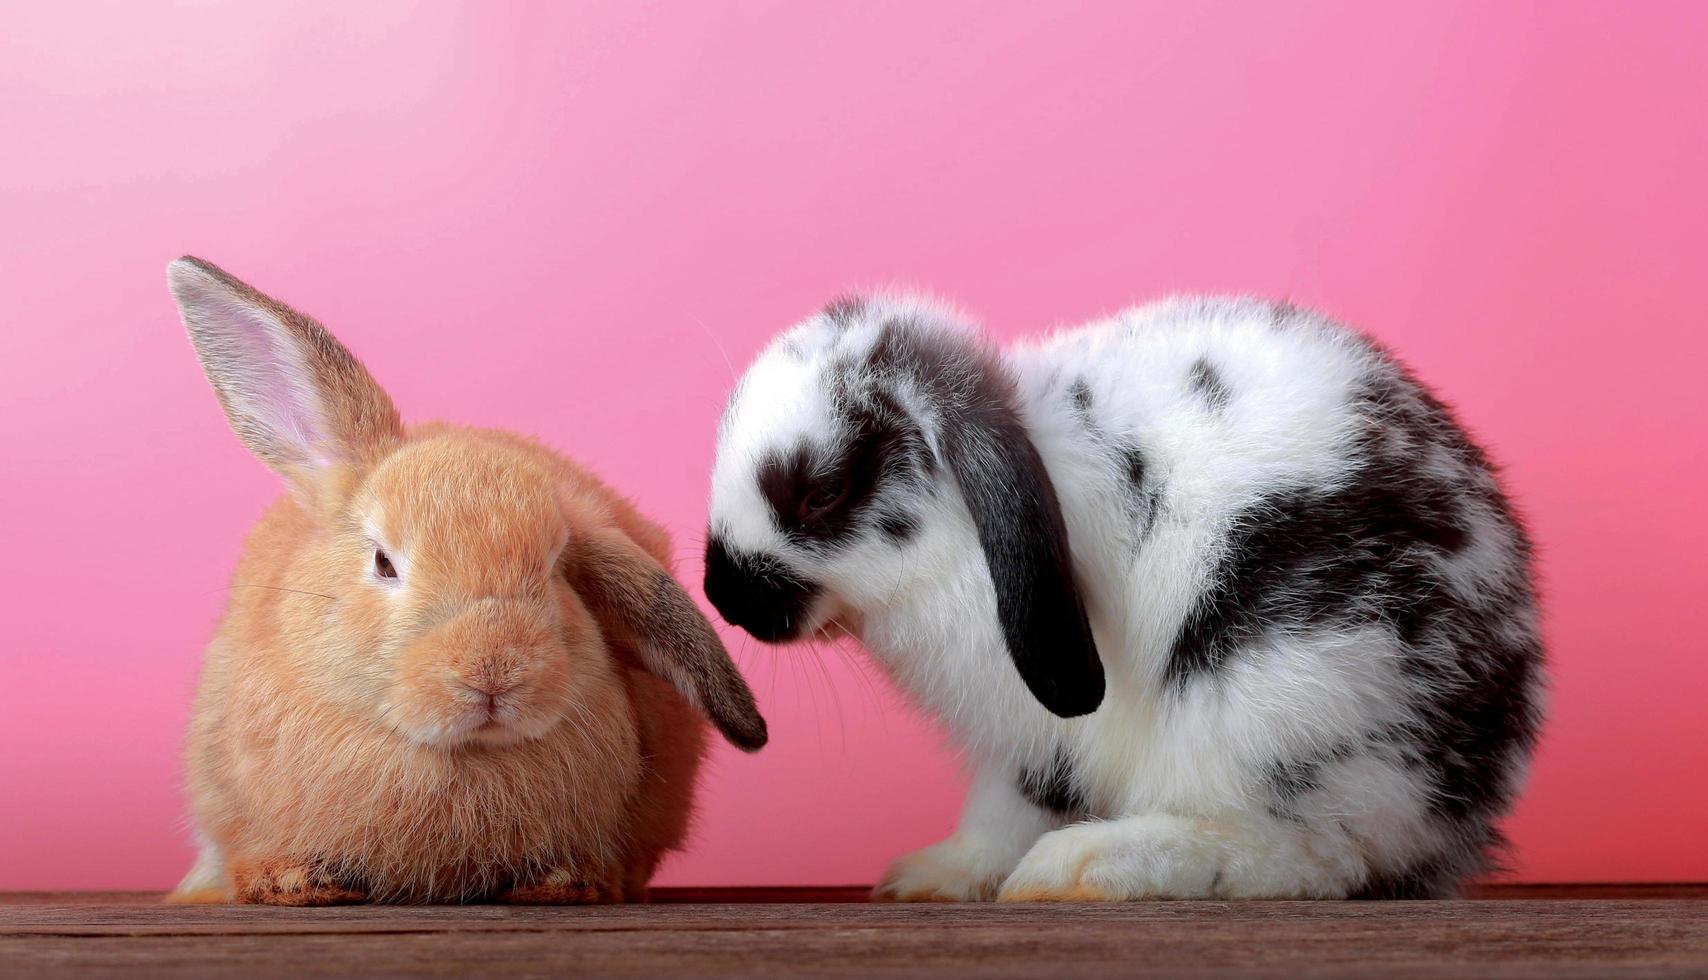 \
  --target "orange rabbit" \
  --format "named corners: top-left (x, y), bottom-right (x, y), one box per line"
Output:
top-left (164, 257), bottom-right (765, 905)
